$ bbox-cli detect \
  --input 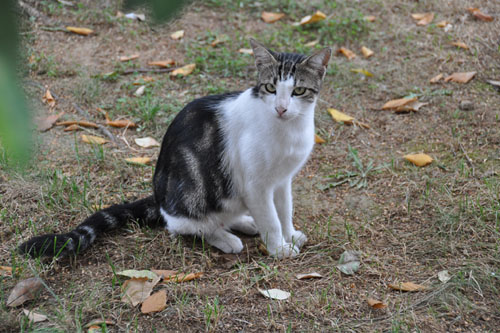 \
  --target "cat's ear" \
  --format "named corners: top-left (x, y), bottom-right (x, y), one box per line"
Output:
top-left (249, 38), bottom-right (277, 70)
top-left (299, 47), bottom-right (332, 78)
